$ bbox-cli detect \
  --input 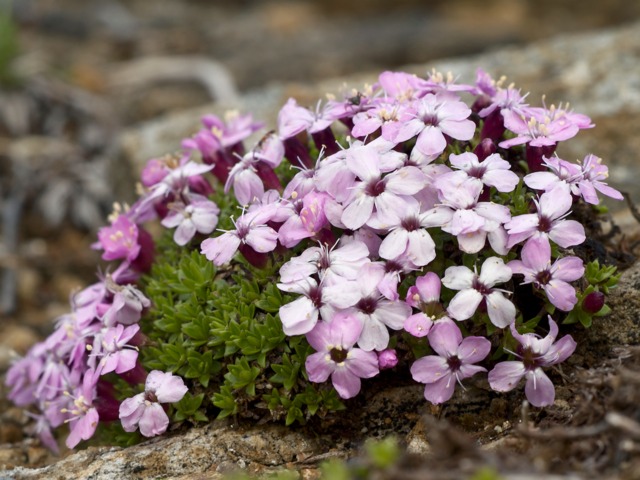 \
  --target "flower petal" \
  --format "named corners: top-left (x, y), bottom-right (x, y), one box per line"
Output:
top-left (457, 336), bottom-right (491, 364)
top-left (279, 297), bottom-right (318, 335)
top-left (331, 368), bottom-right (362, 399)
top-left (305, 352), bottom-right (334, 383)
top-left (488, 361), bottom-right (526, 392)
top-left (524, 369), bottom-right (555, 407)
top-left (485, 291), bottom-right (516, 328)
top-left (447, 288), bottom-right (483, 321)
top-left (427, 321), bottom-right (463, 358)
